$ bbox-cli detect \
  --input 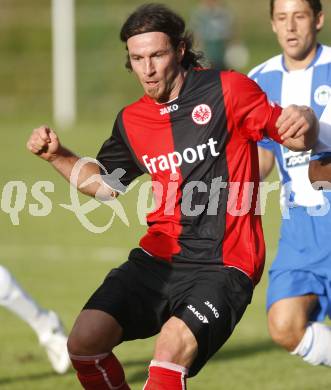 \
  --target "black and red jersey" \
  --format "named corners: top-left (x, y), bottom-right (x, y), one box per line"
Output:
top-left (97, 68), bottom-right (283, 285)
